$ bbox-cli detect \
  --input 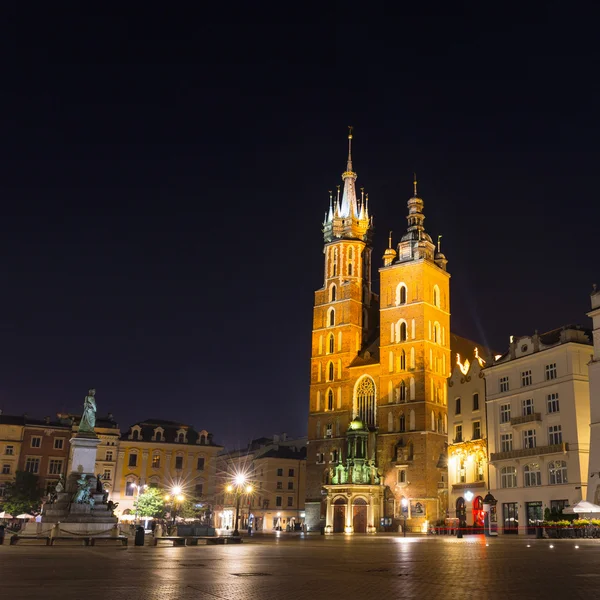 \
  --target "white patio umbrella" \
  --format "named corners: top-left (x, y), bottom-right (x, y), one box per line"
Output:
top-left (0, 511), bottom-right (13, 519)
top-left (15, 513), bottom-right (35, 519)
top-left (563, 500), bottom-right (600, 515)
